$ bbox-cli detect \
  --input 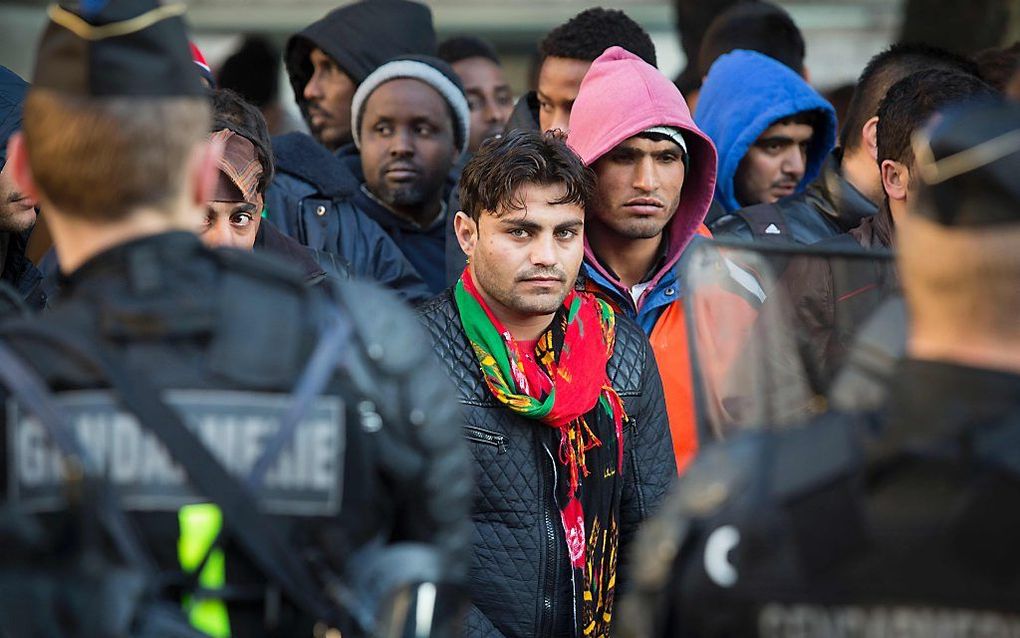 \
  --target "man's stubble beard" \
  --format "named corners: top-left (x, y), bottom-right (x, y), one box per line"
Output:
top-left (474, 263), bottom-right (567, 318)
top-left (380, 182), bottom-right (429, 209)
top-left (0, 191), bottom-right (34, 234)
